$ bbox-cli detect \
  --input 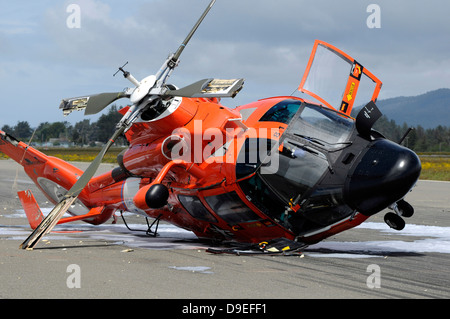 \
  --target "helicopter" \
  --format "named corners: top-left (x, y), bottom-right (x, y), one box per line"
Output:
top-left (0, 0), bottom-right (421, 254)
